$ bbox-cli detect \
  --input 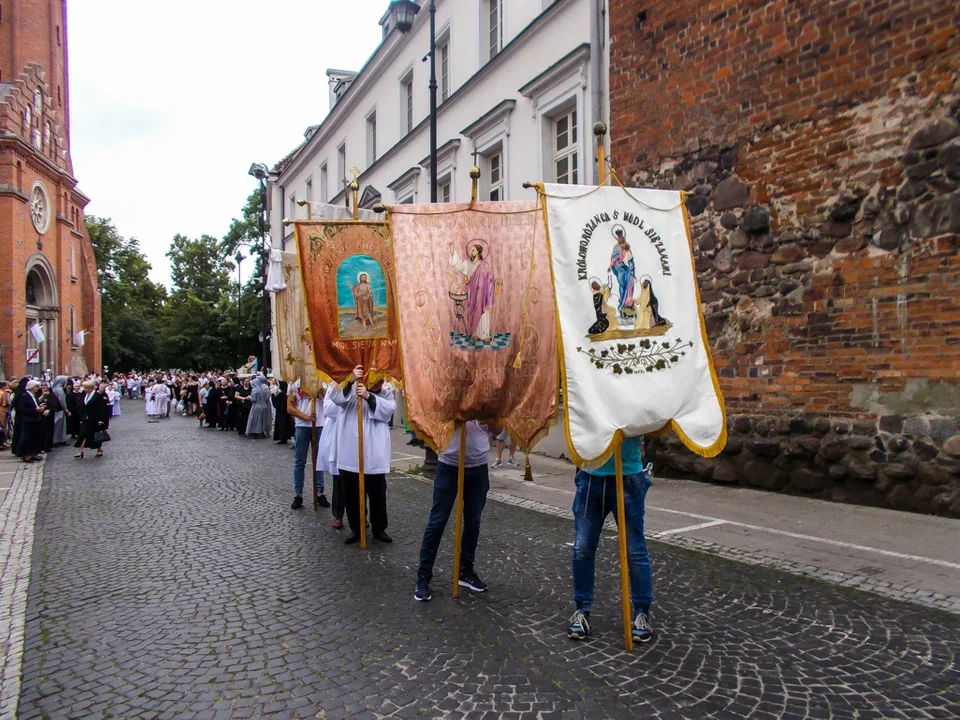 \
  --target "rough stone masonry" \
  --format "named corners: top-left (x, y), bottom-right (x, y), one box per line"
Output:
top-left (609, 0), bottom-right (960, 516)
